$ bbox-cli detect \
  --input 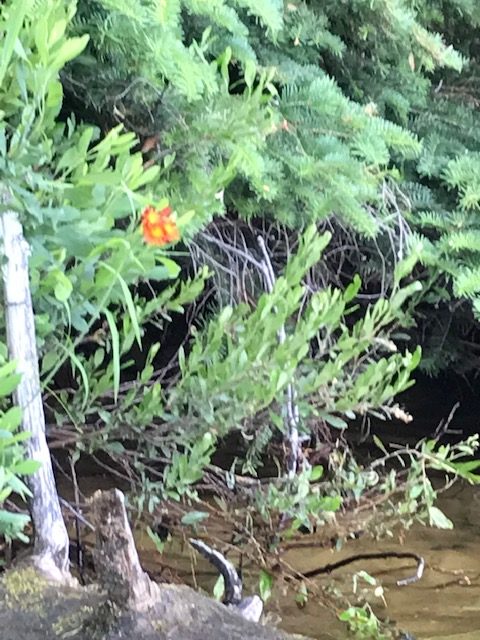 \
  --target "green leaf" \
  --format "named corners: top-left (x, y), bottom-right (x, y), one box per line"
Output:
top-left (106, 441), bottom-right (125, 455)
top-left (0, 509), bottom-right (30, 541)
top-left (244, 59), bottom-right (256, 89)
top-left (48, 18), bottom-right (68, 48)
top-left (54, 271), bottom-right (73, 302)
top-left (213, 575), bottom-right (225, 601)
top-left (276, 370), bottom-right (290, 392)
top-left (356, 570), bottom-right (376, 586)
top-left (146, 526), bottom-right (166, 554)
top-left (180, 511), bottom-right (209, 526)
top-left (50, 35), bottom-right (90, 69)
top-left (373, 435), bottom-right (388, 456)
top-left (59, 343), bottom-right (89, 410)
top-left (0, 406), bottom-right (22, 431)
top-left (323, 414), bottom-right (348, 429)
top-left (319, 495), bottom-right (342, 512)
top-left (428, 506), bottom-right (453, 529)
top-left (309, 465), bottom-right (323, 482)
top-left (258, 570), bottom-right (273, 602)
top-left (7, 473), bottom-right (31, 498)
top-left (12, 459), bottom-right (41, 475)
top-left (0, 370), bottom-right (21, 398)
top-left (34, 15), bottom-right (49, 62)
top-left (163, 153), bottom-right (176, 169)
top-left (159, 257), bottom-right (181, 278)
top-left (0, 0), bottom-right (30, 87)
